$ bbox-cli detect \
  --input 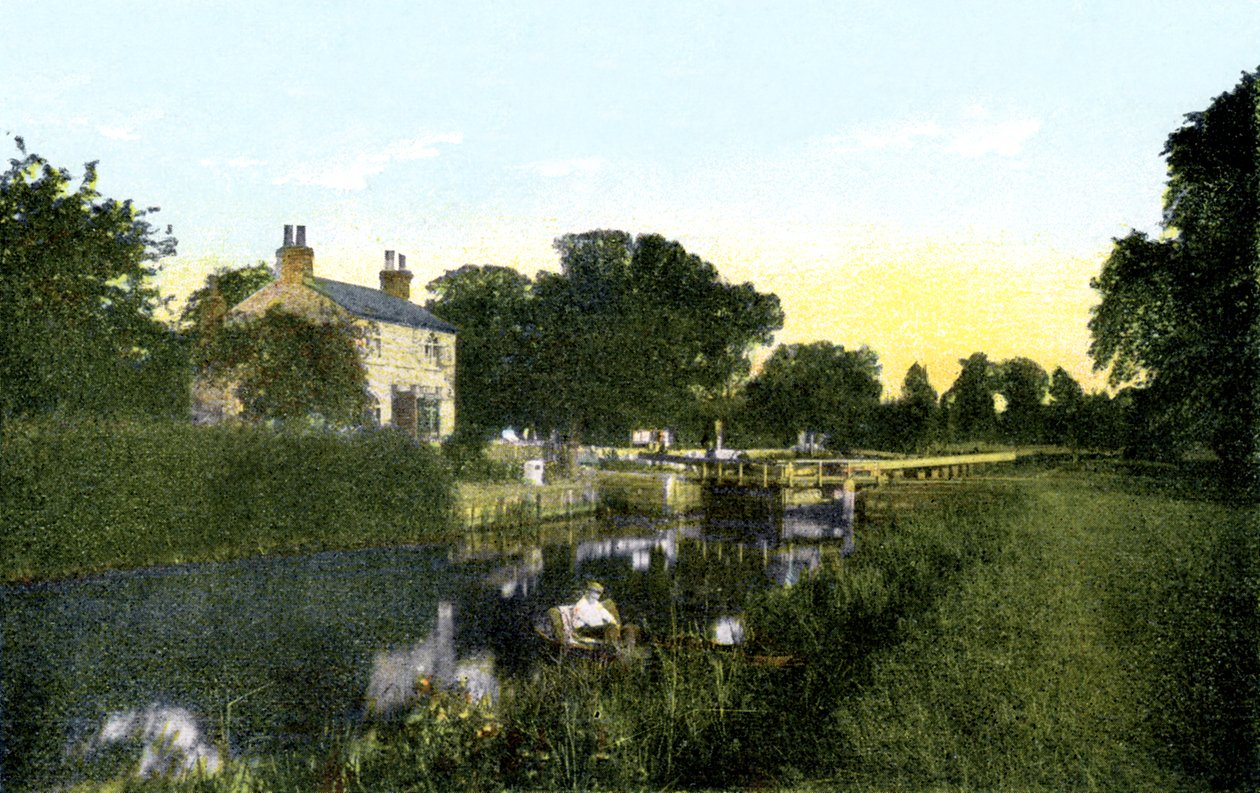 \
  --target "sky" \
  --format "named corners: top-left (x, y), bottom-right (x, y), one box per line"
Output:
top-left (4, 1), bottom-right (1258, 397)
